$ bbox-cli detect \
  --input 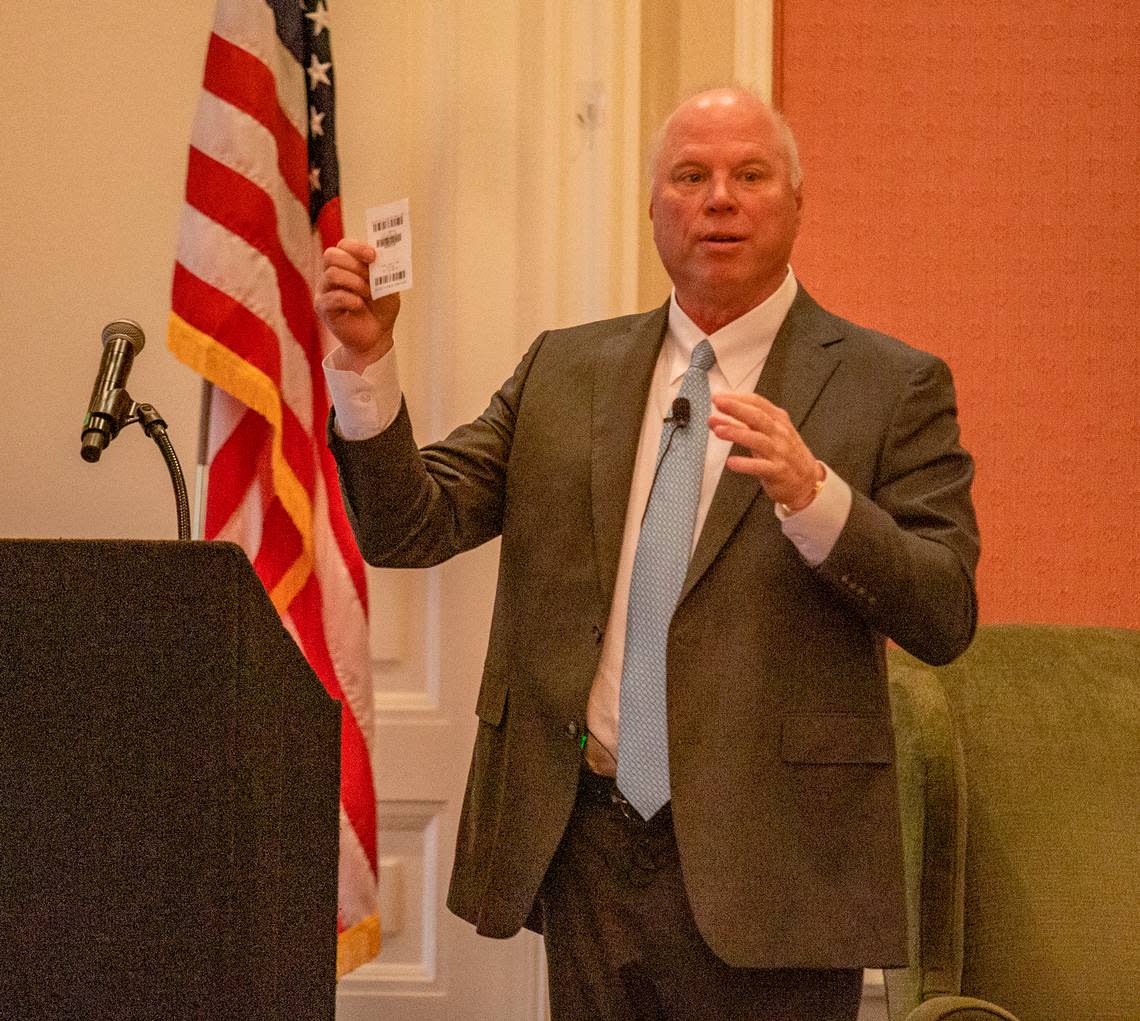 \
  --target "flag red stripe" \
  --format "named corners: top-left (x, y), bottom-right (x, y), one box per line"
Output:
top-left (337, 705), bottom-right (378, 867)
top-left (316, 197), bottom-right (344, 250)
top-left (184, 148), bottom-right (320, 374)
top-left (172, 262), bottom-right (281, 384)
top-left (171, 265), bottom-right (316, 498)
top-left (290, 575), bottom-right (378, 866)
top-left (204, 408), bottom-right (265, 538)
top-left (202, 32), bottom-right (309, 205)
top-left (252, 497), bottom-right (303, 596)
